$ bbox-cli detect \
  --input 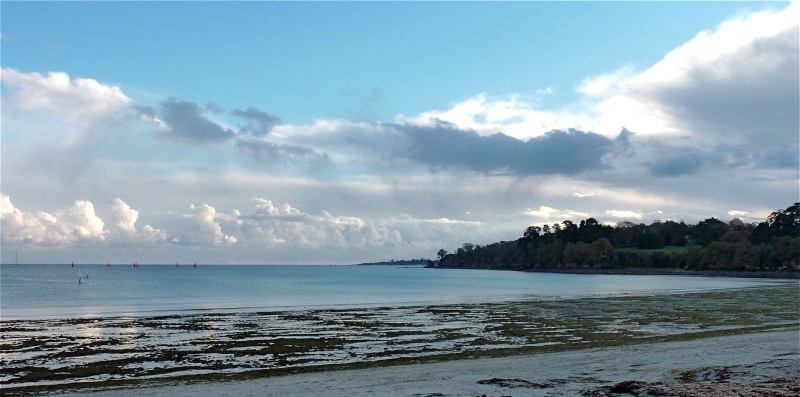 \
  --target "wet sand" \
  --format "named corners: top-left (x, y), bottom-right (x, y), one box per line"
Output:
top-left (52, 329), bottom-right (799, 397)
top-left (2, 285), bottom-right (798, 395)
